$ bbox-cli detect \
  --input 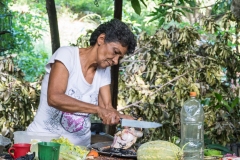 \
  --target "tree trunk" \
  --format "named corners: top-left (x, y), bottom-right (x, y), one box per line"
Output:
top-left (46, 0), bottom-right (60, 54)
top-left (231, 0), bottom-right (240, 19)
top-left (107, 0), bottom-right (123, 136)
